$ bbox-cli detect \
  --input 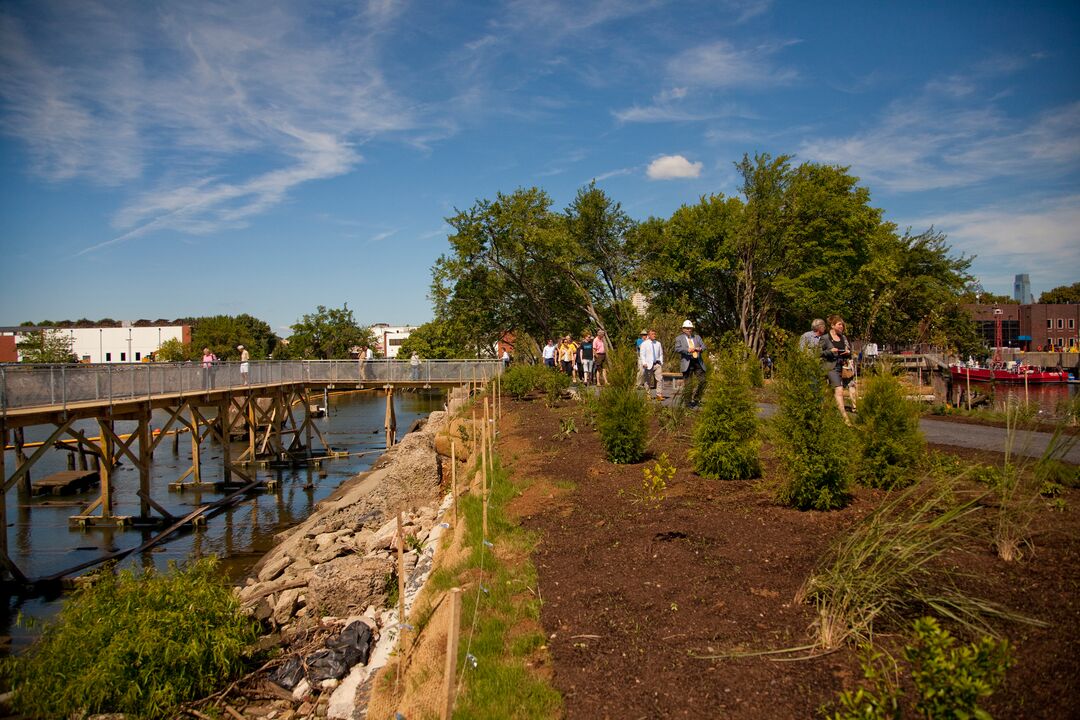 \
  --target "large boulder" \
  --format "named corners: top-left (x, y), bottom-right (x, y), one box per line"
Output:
top-left (306, 555), bottom-right (394, 617)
